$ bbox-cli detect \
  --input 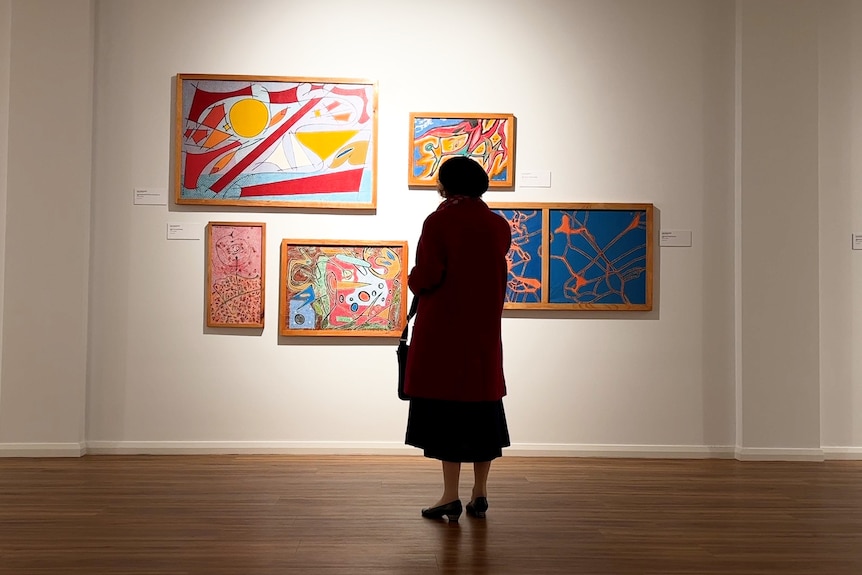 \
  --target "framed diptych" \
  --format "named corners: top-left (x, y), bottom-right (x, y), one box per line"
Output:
top-left (205, 222), bottom-right (266, 328)
top-left (489, 203), bottom-right (654, 311)
top-left (176, 74), bottom-right (378, 209)
top-left (408, 112), bottom-right (516, 188)
top-left (279, 239), bottom-right (408, 337)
